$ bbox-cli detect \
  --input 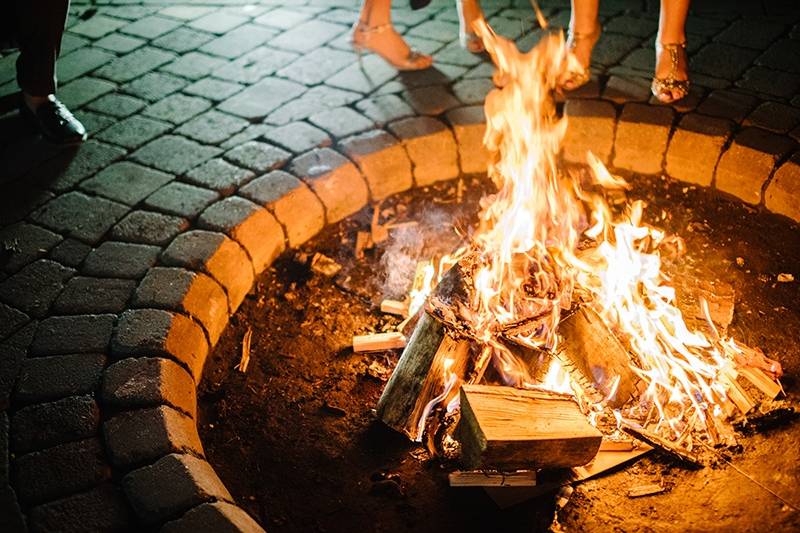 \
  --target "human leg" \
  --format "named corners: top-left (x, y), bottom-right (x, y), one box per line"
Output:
top-left (563, 0), bottom-right (601, 90)
top-left (456, 0), bottom-right (486, 53)
top-left (352, 0), bottom-right (433, 71)
top-left (652, 0), bottom-right (691, 103)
